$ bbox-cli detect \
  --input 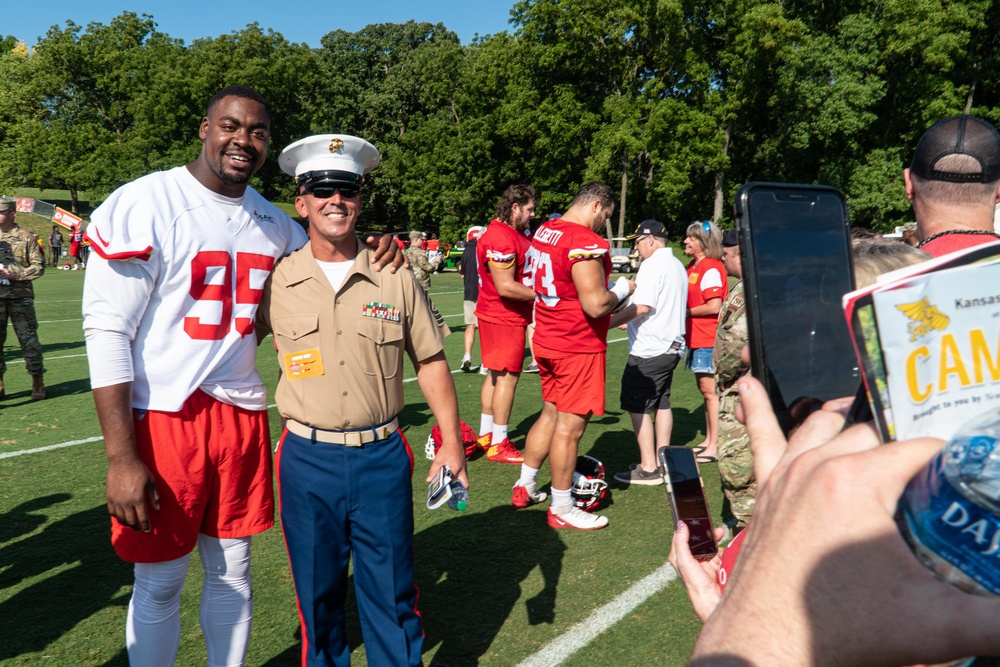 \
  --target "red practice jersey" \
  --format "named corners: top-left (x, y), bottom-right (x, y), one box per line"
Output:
top-left (529, 219), bottom-right (611, 357)
top-left (475, 219), bottom-right (533, 326)
top-left (685, 256), bottom-right (727, 349)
